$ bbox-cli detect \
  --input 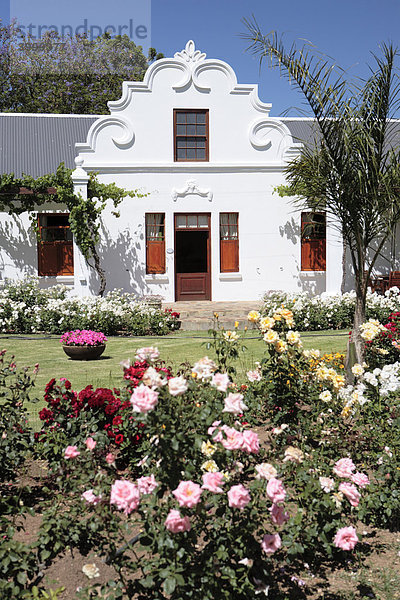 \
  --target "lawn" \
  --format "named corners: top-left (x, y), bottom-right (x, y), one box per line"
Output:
top-left (1, 327), bottom-right (348, 396)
